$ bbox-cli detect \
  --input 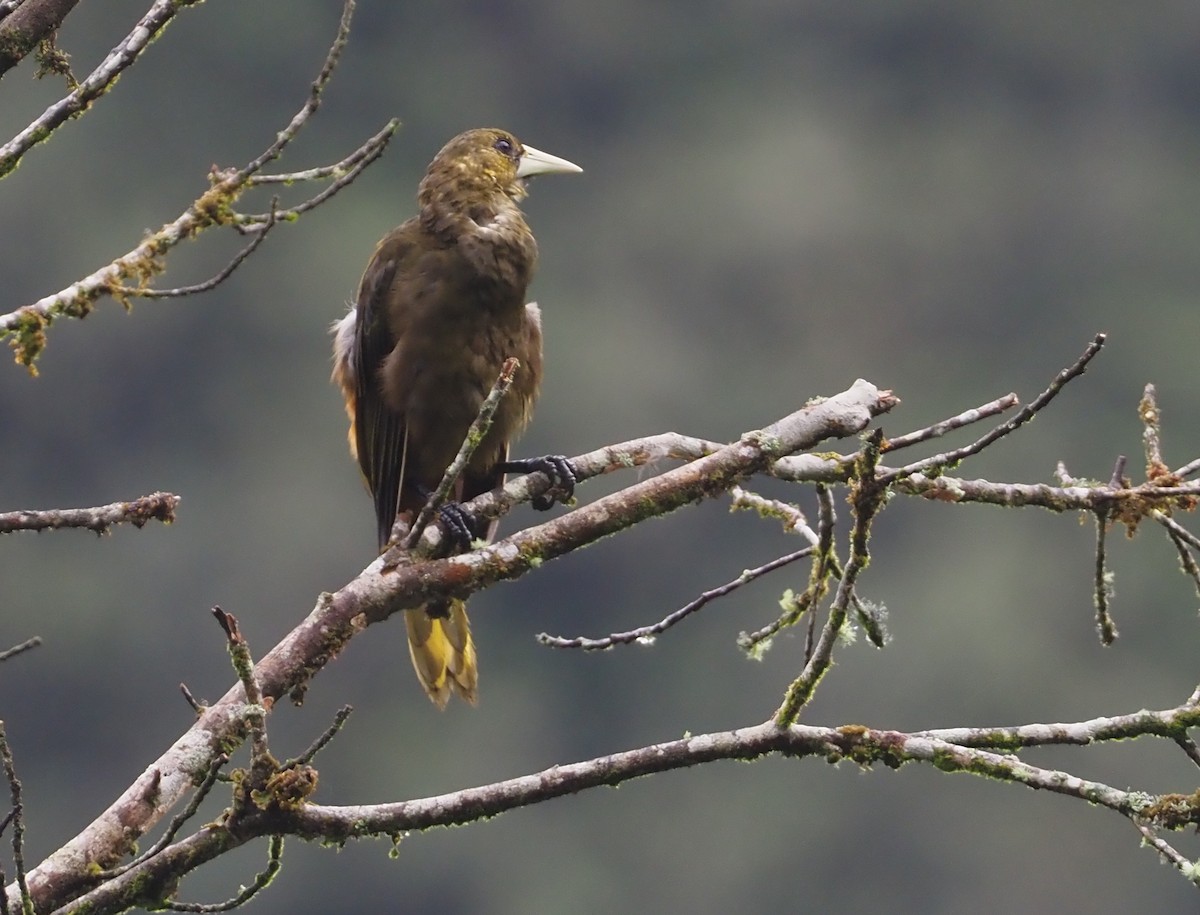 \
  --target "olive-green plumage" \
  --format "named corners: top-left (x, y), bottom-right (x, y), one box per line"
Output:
top-left (331, 128), bottom-right (580, 707)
